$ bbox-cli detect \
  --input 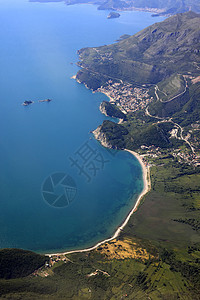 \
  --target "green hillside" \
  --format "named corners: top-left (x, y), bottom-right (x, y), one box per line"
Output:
top-left (96, 118), bottom-right (174, 150)
top-left (149, 81), bottom-right (200, 121)
top-left (100, 101), bottom-right (126, 119)
top-left (0, 249), bottom-right (48, 279)
top-left (157, 74), bottom-right (186, 102)
top-left (77, 11), bottom-right (200, 89)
